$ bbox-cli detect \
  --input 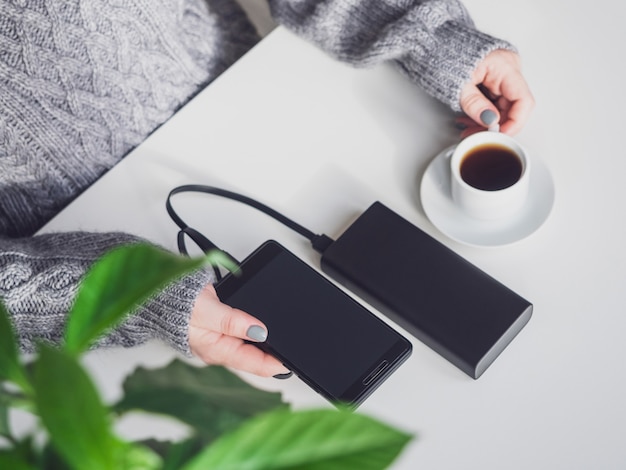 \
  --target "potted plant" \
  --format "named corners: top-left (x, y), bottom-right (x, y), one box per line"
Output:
top-left (0, 243), bottom-right (412, 469)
